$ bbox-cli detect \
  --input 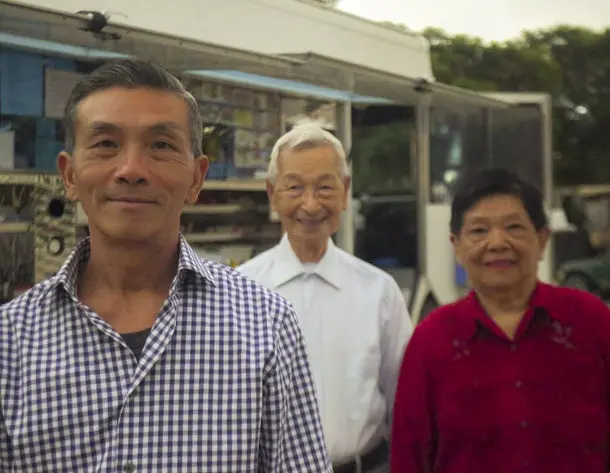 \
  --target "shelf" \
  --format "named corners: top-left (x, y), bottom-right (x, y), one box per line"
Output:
top-left (183, 204), bottom-right (243, 215)
top-left (0, 222), bottom-right (31, 233)
top-left (185, 231), bottom-right (244, 243)
top-left (202, 179), bottom-right (266, 192)
top-left (0, 173), bottom-right (267, 192)
top-left (0, 171), bottom-right (55, 186)
top-left (75, 203), bottom-right (249, 226)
